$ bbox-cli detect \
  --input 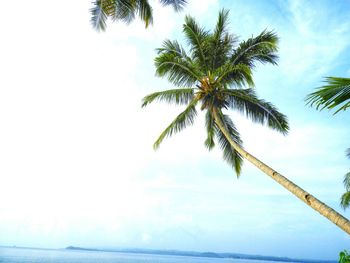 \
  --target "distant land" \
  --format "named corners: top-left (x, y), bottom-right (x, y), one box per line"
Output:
top-left (65, 246), bottom-right (337, 263)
